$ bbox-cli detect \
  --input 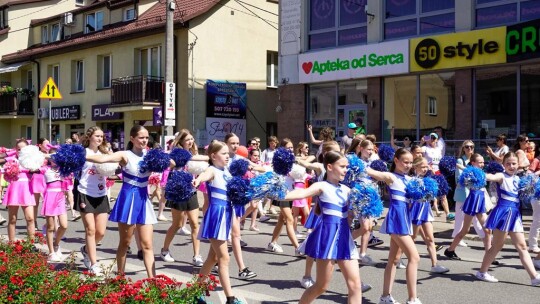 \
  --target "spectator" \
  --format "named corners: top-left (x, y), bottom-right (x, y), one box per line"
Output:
top-left (111, 139), bottom-right (119, 152)
top-left (261, 136), bottom-right (278, 165)
top-left (486, 134), bottom-right (509, 164)
top-left (527, 140), bottom-right (536, 164)
top-left (513, 134), bottom-right (531, 175)
top-left (306, 125), bottom-right (334, 159)
top-left (390, 126), bottom-right (412, 151)
top-left (421, 133), bottom-right (443, 174)
top-left (433, 126), bottom-right (446, 156)
top-left (340, 123), bottom-right (357, 153)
